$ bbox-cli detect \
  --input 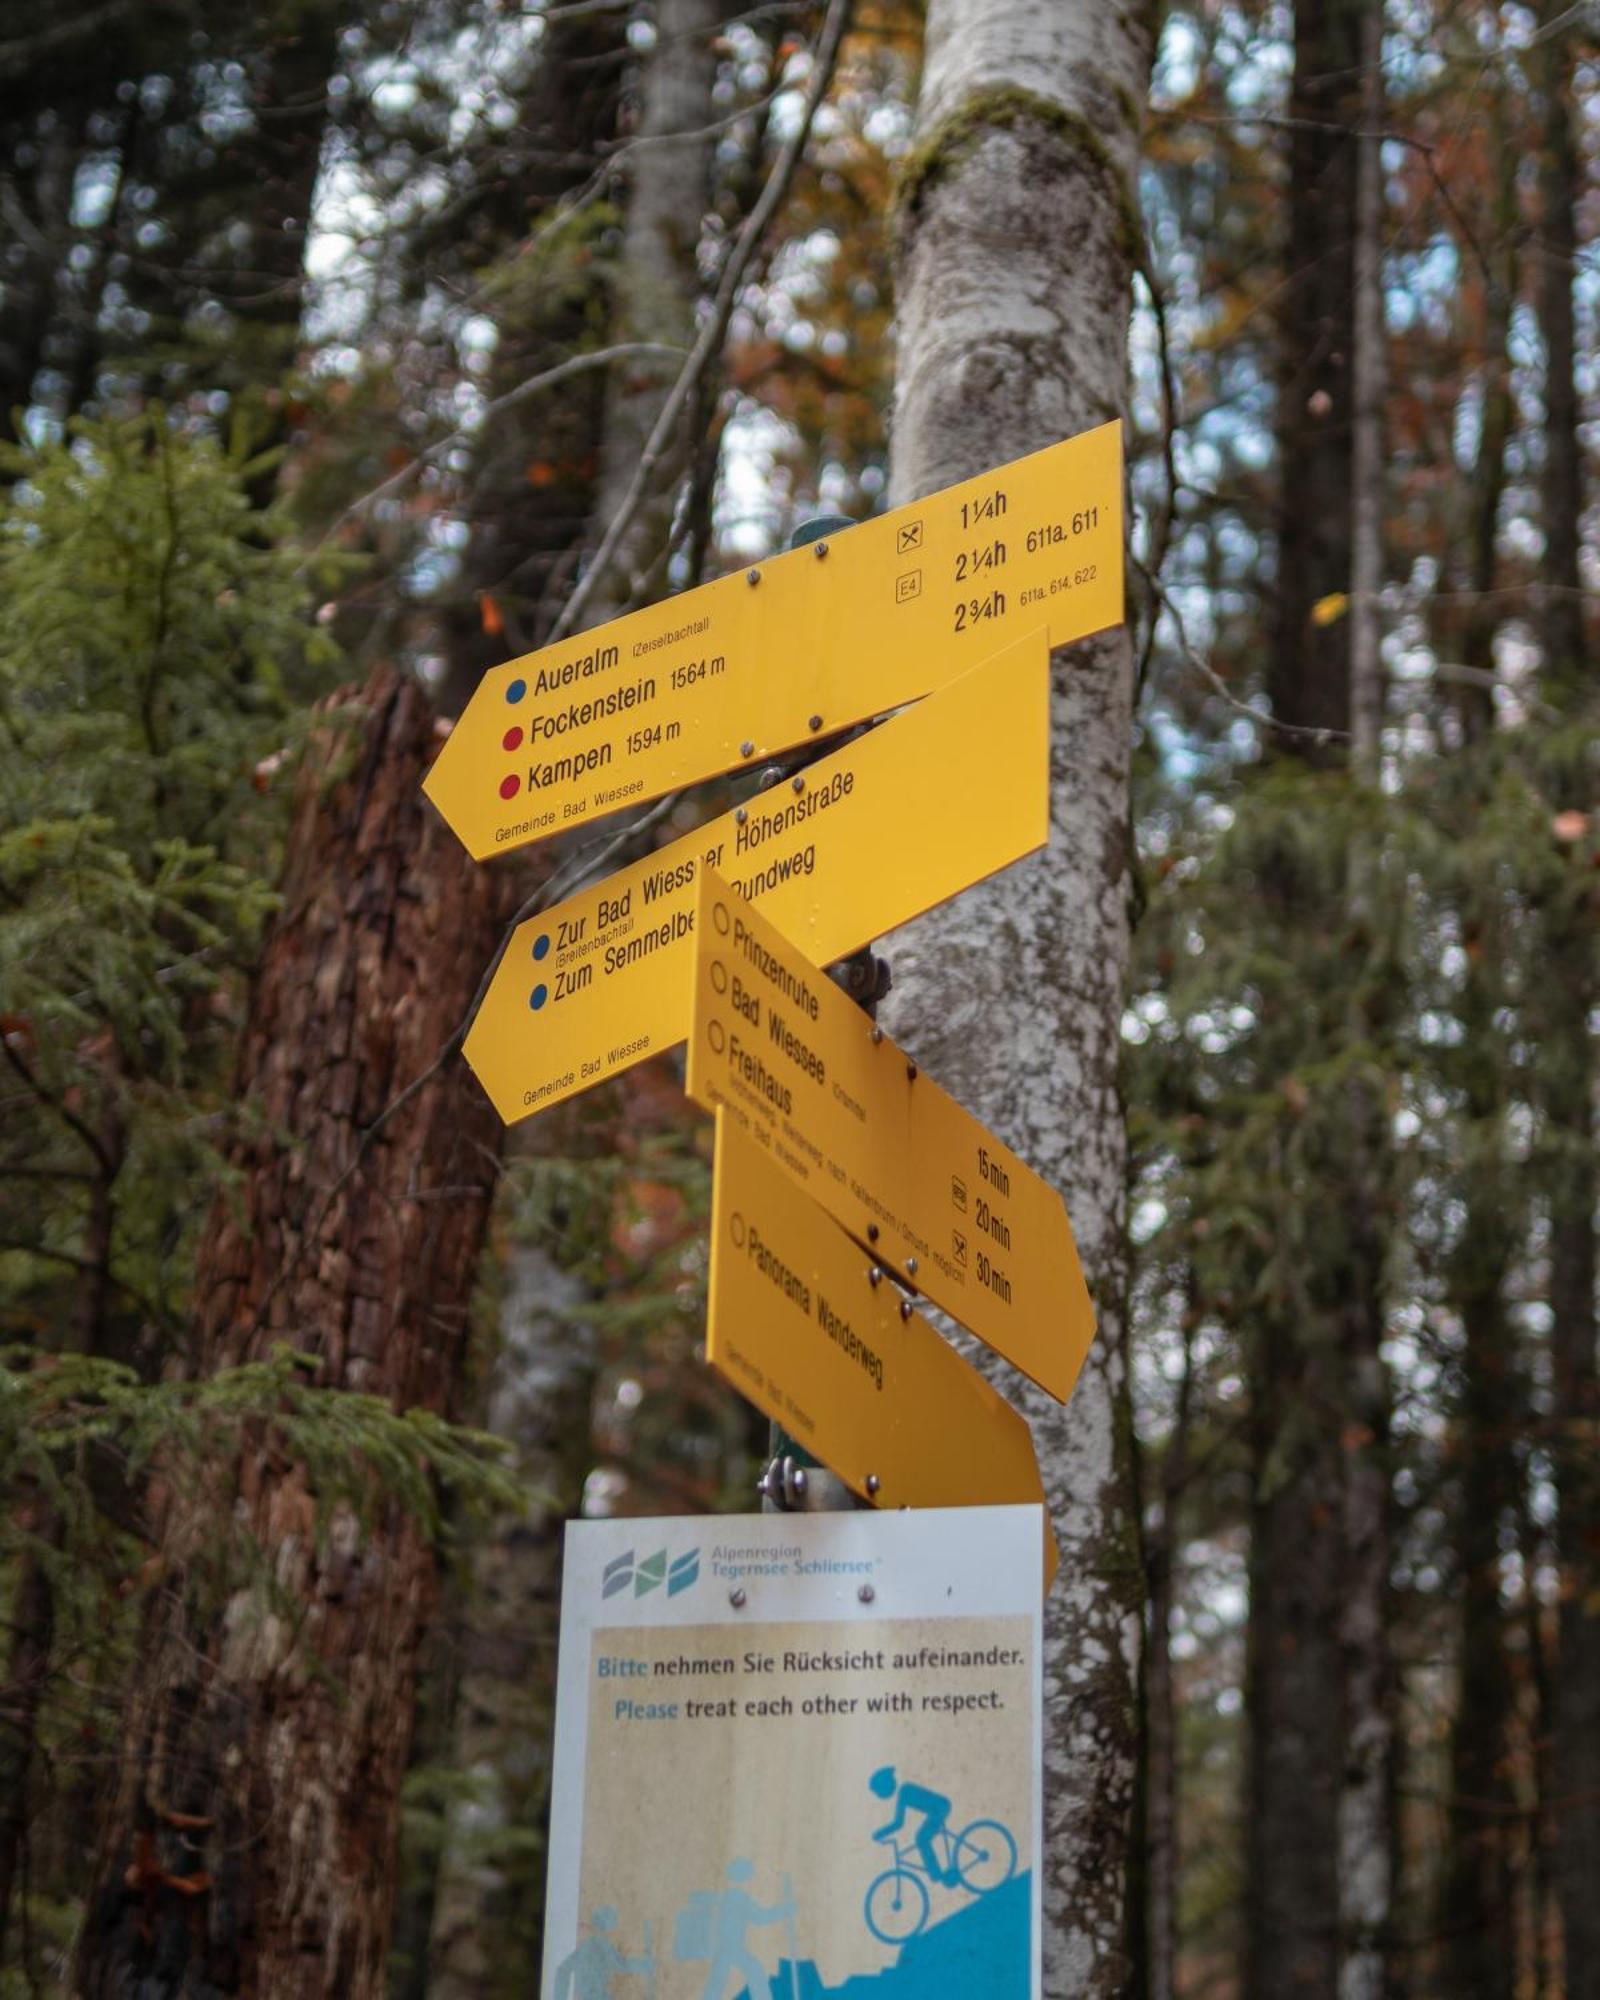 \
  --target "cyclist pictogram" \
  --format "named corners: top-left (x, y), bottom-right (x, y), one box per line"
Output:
top-left (862, 1767), bottom-right (1018, 1945)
